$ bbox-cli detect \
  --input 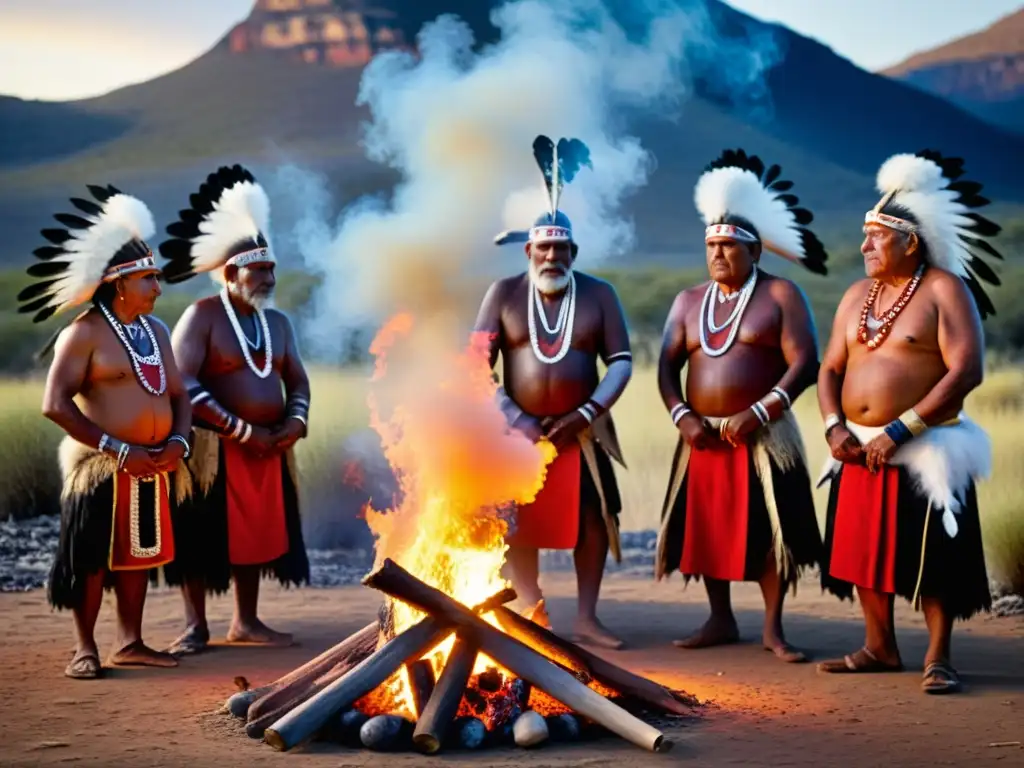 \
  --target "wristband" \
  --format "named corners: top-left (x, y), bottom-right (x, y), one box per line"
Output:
top-left (239, 422), bottom-right (253, 444)
top-left (576, 403), bottom-right (597, 424)
top-left (899, 408), bottom-right (927, 437)
top-left (824, 413), bottom-right (843, 436)
top-left (771, 386), bottom-right (792, 410)
top-left (883, 418), bottom-right (913, 446)
top-left (670, 403), bottom-right (692, 426)
top-left (751, 401), bottom-right (770, 425)
top-left (168, 433), bottom-right (191, 459)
